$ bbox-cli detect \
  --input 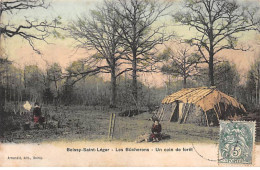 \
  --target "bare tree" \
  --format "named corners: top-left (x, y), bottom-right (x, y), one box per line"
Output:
top-left (46, 63), bottom-right (62, 107)
top-left (69, 0), bottom-right (131, 108)
top-left (0, 57), bottom-right (11, 111)
top-left (0, 0), bottom-right (63, 113)
top-left (113, 0), bottom-right (174, 103)
top-left (23, 65), bottom-right (45, 102)
top-left (0, 0), bottom-right (63, 54)
top-left (160, 44), bottom-right (202, 88)
top-left (174, 0), bottom-right (260, 86)
top-left (247, 57), bottom-right (260, 105)
top-left (60, 60), bottom-right (106, 105)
